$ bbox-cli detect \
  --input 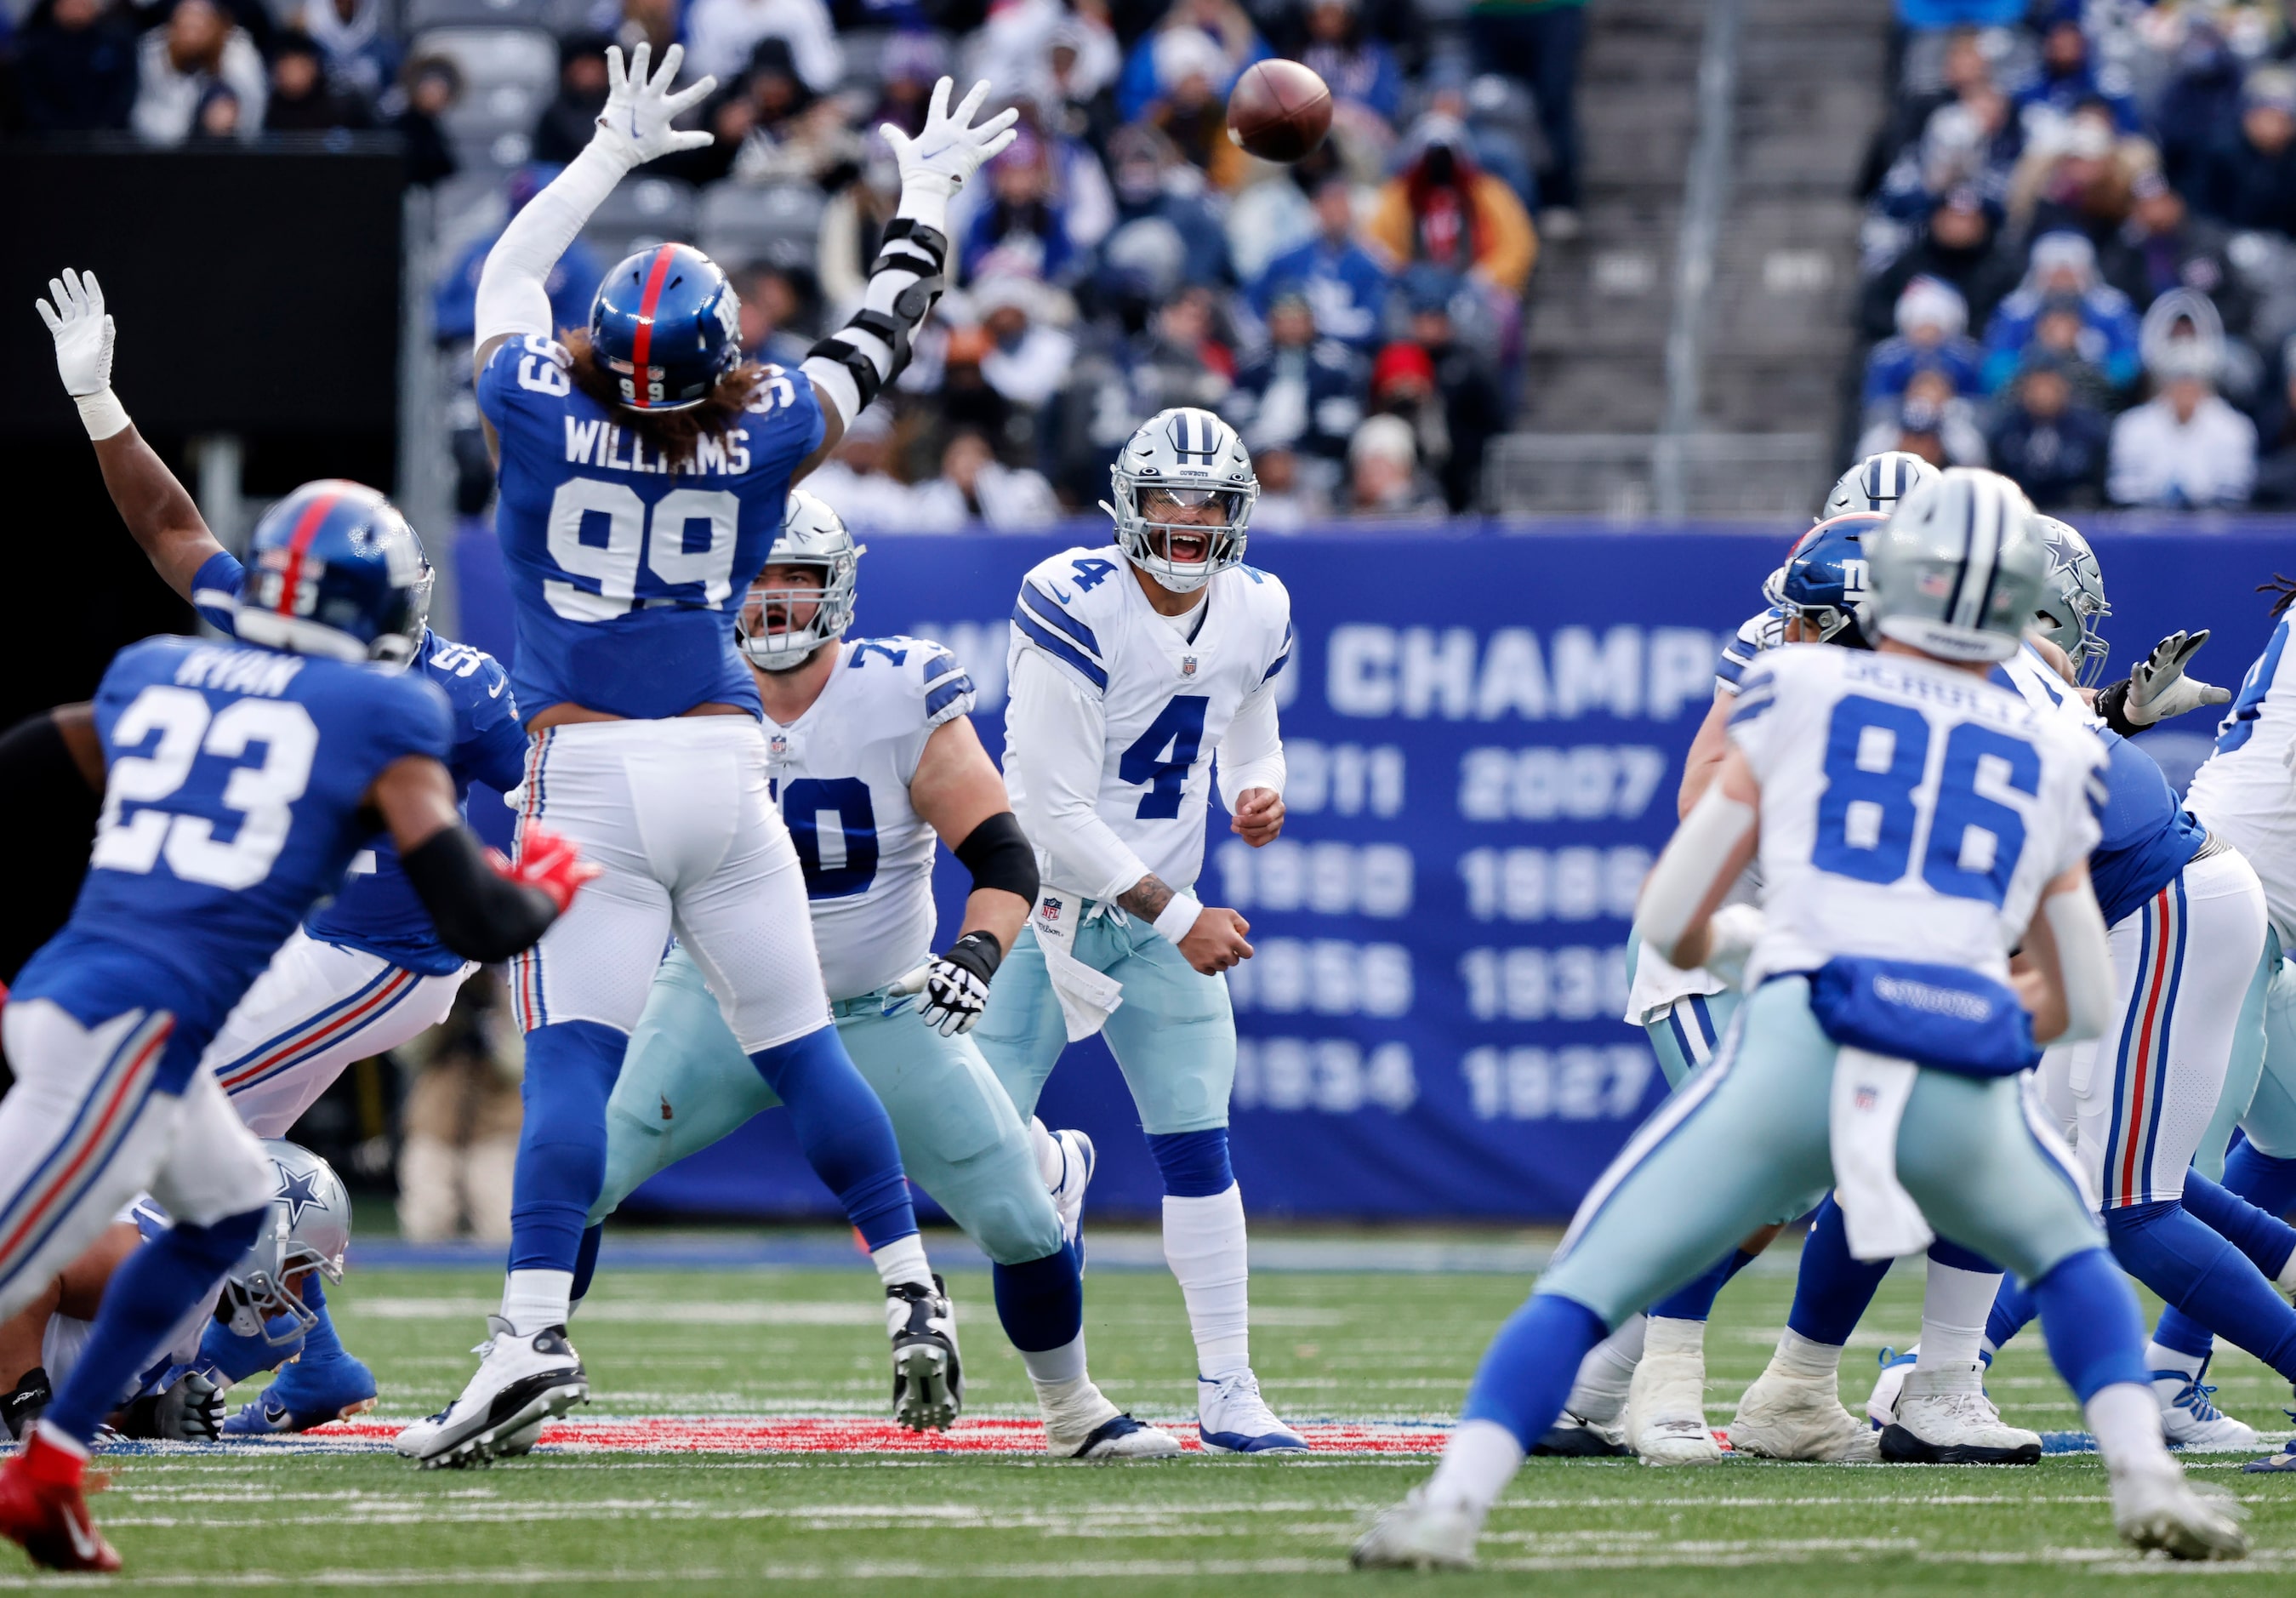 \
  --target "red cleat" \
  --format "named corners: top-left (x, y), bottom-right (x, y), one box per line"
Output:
top-left (0, 1430), bottom-right (120, 1572)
